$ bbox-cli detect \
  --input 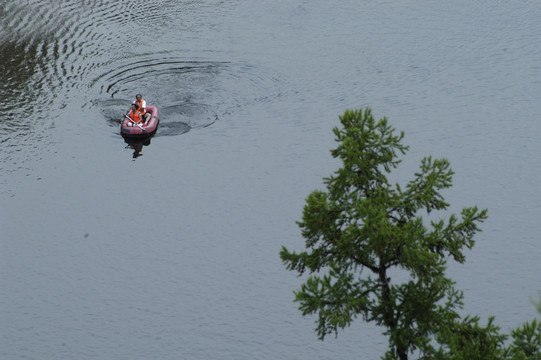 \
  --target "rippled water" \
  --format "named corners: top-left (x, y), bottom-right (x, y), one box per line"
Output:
top-left (2, 1), bottom-right (541, 359)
